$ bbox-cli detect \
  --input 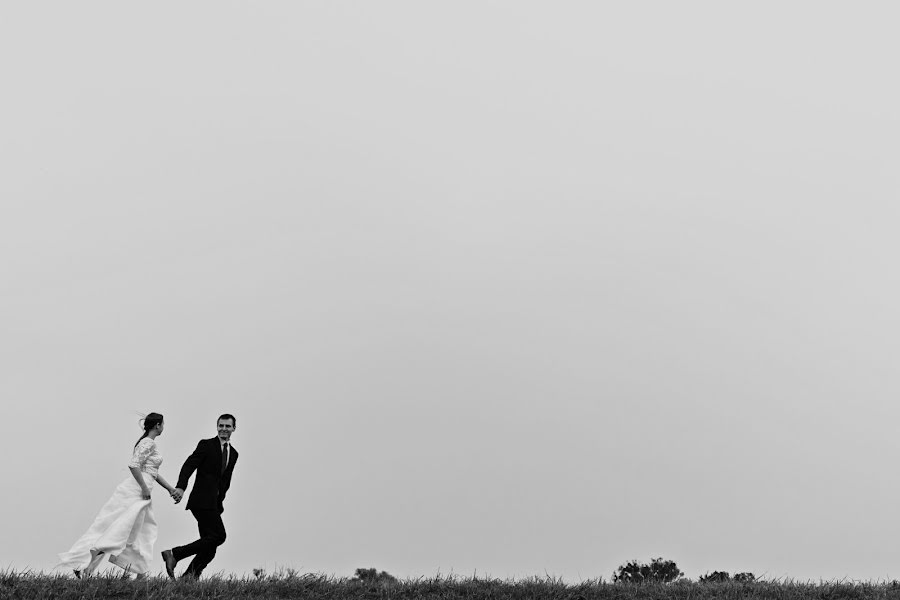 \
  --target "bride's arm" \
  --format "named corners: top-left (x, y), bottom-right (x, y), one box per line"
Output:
top-left (129, 466), bottom-right (152, 499)
top-left (129, 440), bottom-right (153, 499)
top-left (155, 473), bottom-right (176, 494)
